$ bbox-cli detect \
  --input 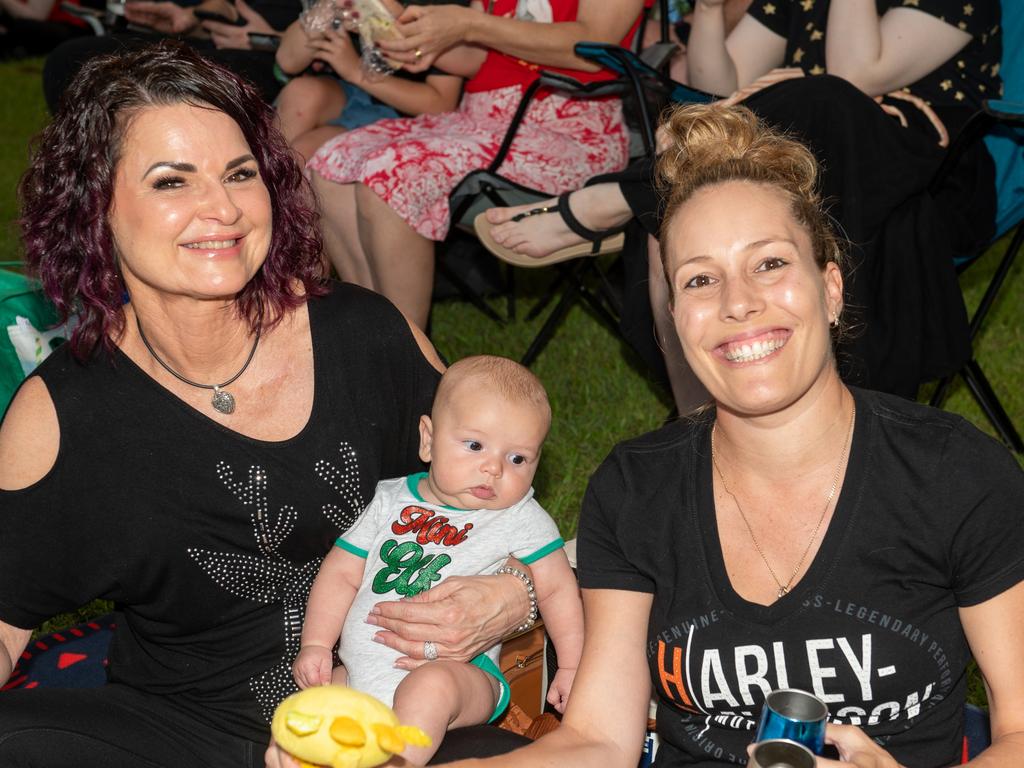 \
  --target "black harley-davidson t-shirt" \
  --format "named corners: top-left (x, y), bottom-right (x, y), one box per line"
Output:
top-left (0, 283), bottom-right (439, 743)
top-left (577, 387), bottom-right (1024, 767)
